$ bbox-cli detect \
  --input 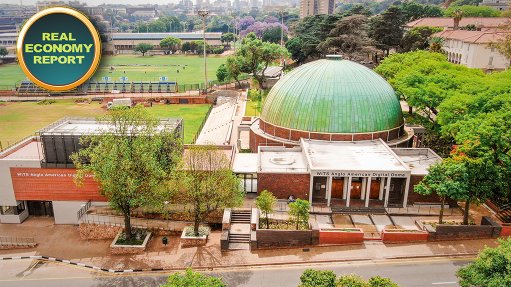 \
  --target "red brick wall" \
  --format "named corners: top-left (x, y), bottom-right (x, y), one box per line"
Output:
top-left (382, 230), bottom-right (429, 243)
top-left (407, 175), bottom-right (457, 206)
top-left (319, 229), bottom-right (364, 245)
top-left (258, 173), bottom-right (310, 199)
top-left (11, 168), bottom-right (106, 201)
